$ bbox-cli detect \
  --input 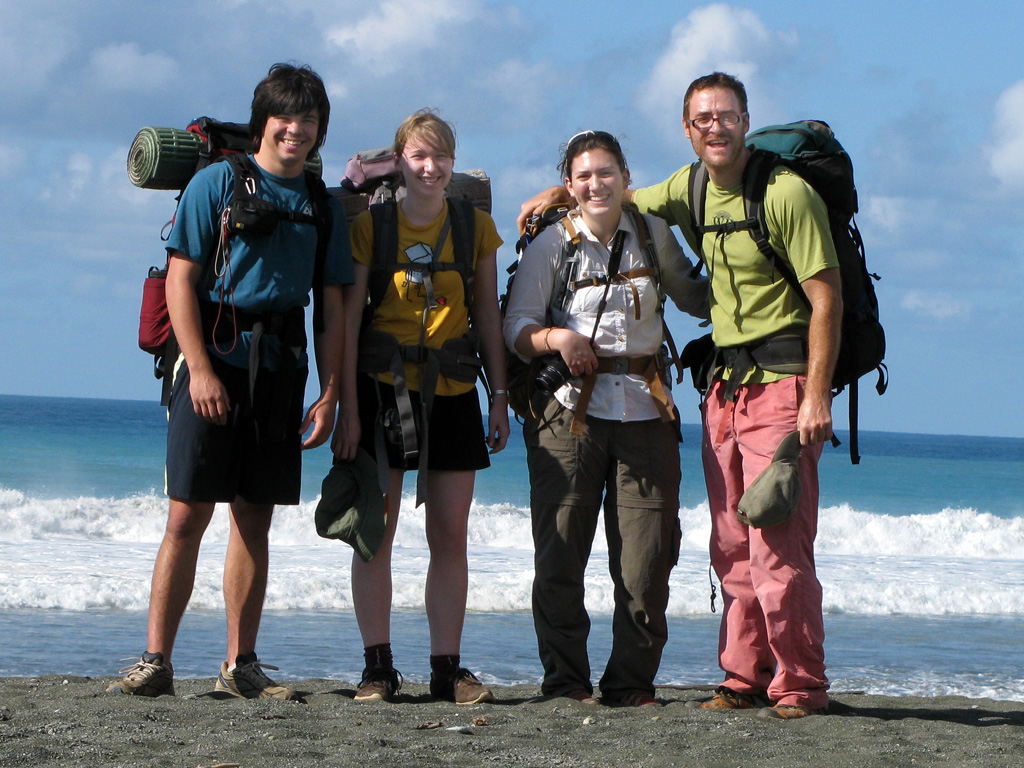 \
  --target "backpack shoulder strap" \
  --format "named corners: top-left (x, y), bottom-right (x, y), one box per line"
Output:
top-left (445, 198), bottom-right (477, 316)
top-left (628, 207), bottom-right (686, 384)
top-left (627, 207), bottom-right (663, 289)
top-left (687, 160), bottom-right (709, 267)
top-left (742, 149), bottom-right (810, 307)
top-left (549, 215), bottom-right (584, 318)
top-left (226, 153), bottom-right (254, 203)
top-left (368, 201), bottom-right (399, 311)
top-left (305, 169), bottom-right (333, 332)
